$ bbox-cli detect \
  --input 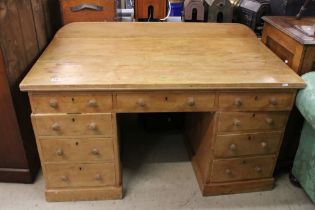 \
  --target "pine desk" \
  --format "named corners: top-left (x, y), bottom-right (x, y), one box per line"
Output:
top-left (20, 22), bottom-right (305, 202)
